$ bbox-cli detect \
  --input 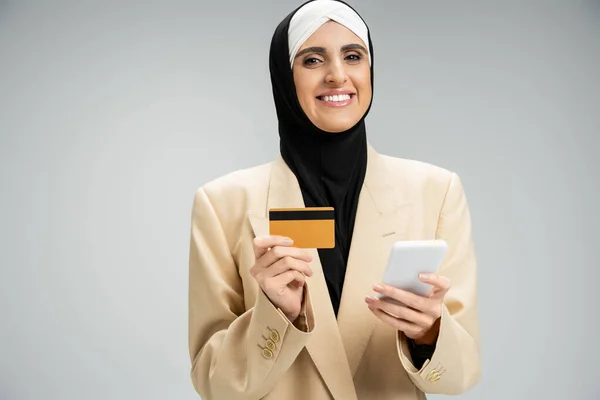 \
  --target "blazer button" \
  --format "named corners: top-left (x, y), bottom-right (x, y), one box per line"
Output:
top-left (268, 328), bottom-right (280, 343)
top-left (426, 369), bottom-right (442, 383)
top-left (262, 348), bottom-right (273, 359)
top-left (265, 339), bottom-right (277, 351)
